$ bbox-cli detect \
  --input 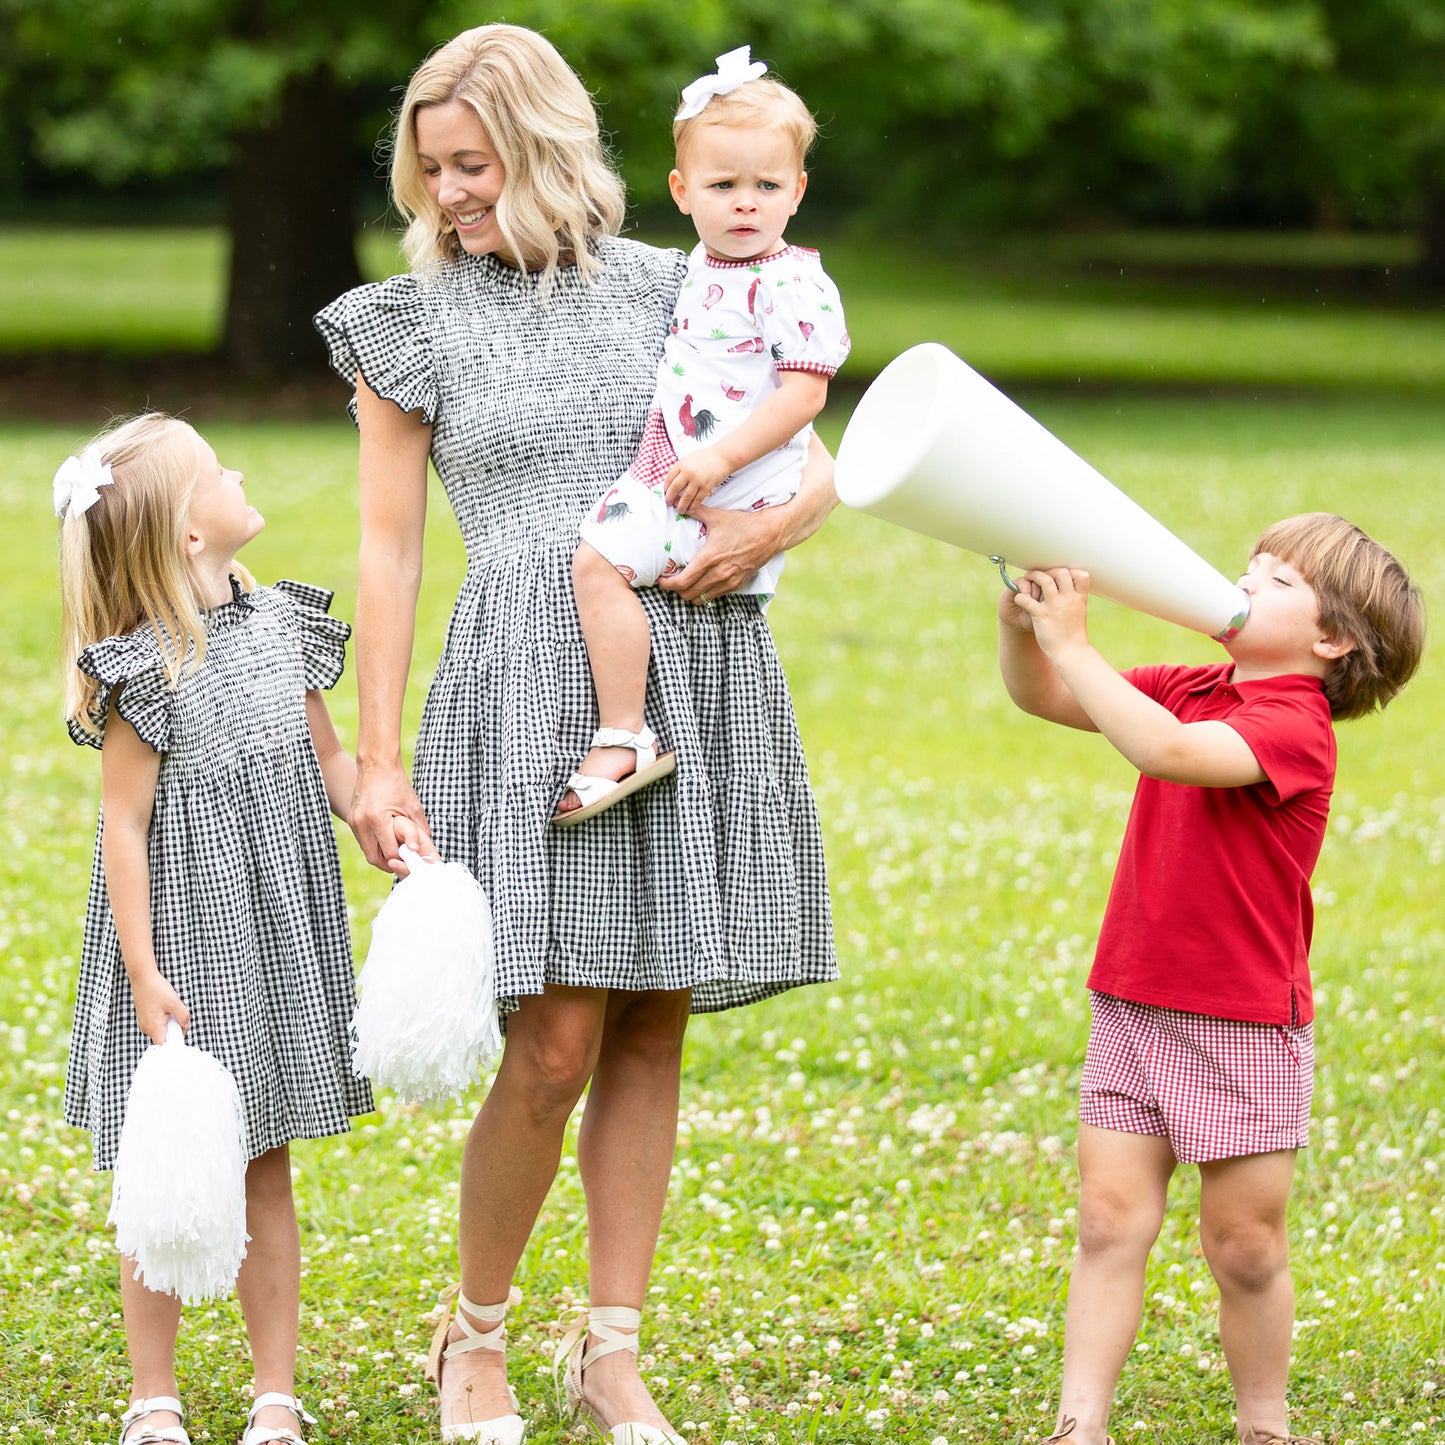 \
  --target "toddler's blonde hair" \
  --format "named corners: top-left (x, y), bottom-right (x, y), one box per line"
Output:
top-left (391, 24), bottom-right (626, 284)
top-left (673, 75), bottom-right (817, 170)
top-left (59, 413), bottom-right (255, 738)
